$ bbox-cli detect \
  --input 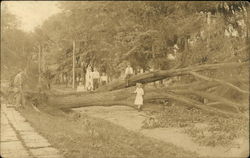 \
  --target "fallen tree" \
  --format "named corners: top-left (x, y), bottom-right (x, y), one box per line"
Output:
top-left (169, 89), bottom-right (246, 112)
top-left (189, 71), bottom-right (249, 94)
top-left (48, 86), bottom-right (247, 118)
top-left (97, 61), bottom-right (248, 91)
top-left (25, 61), bottom-right (248, 118)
